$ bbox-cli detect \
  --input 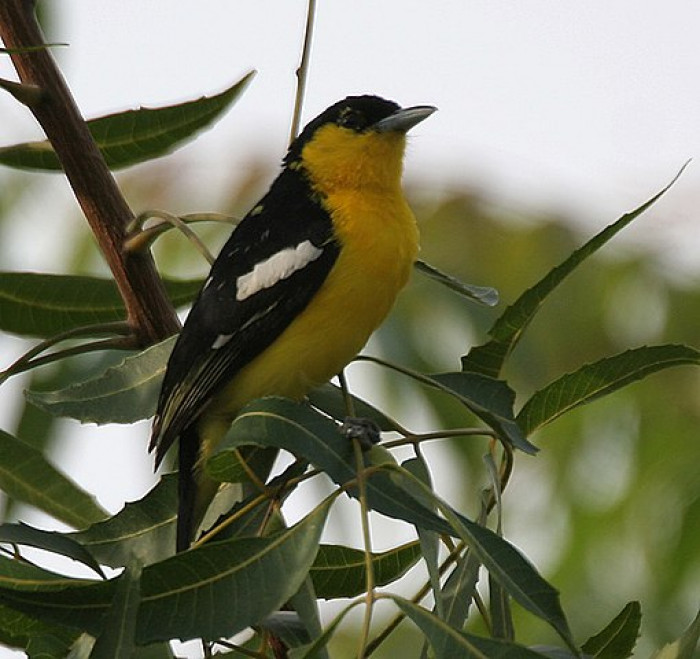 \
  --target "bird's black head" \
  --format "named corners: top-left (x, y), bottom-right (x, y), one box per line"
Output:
top-left (285, 95), bottom-right (401, 164)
